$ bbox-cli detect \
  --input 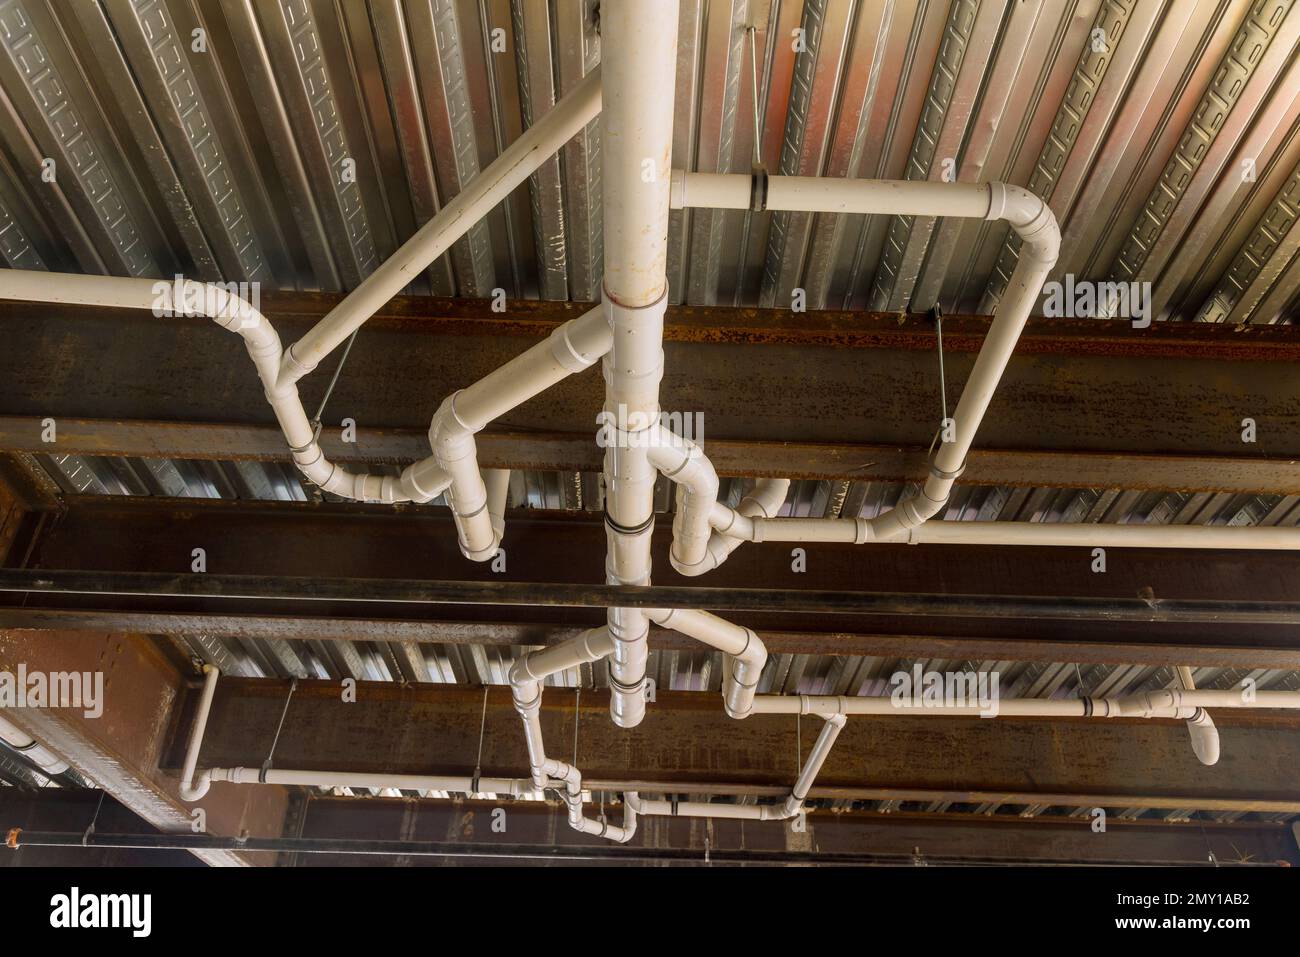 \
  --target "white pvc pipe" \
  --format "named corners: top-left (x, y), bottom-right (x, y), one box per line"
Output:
top-left (664, 174), bottom-right (1060, 553)
top-left (625, 711), bottom-right (846, 822)
top-left (599, 0), bottom-right (680, 730)
top-left (175, 667), bottom-right (1300, 834)
top-left (282, 68), bottom-right (603, 381)
top-left (0, 269), bottom-right (447, 506)
top-left (693, 479), bottom-right (789, 576)
top-left (483, 469), bottom-right (511, 544)
top-left (718, 514), bottom-right (1300, 549)
top-left (430, 306), bottom-right (610, 560)
top-left (671, 171), bottom-right (1004, 219)
top-left (179, 664), bottom-right (219, 801)
top-left (507, 628), bottom-right (636, 842)
top-left (749, 690), bottom-right (1300, 718)
top-left (782, 713), bottom-right (846, 818)
top-left (648, 608), bottom-right (766, 719)
top-left (602, 12), bottom-right (677, 308)
top-left (1173, 665), bottom-right (1218, 766)
top-left (0, 713), bottom-right (69, 777)
top-left (907, 521), bottom-right (1300, 549)
top-left (626, 795), bottom-right (770, 820)
top-left (646, 425), bottom-right (719, 573)
top-left (210, 766), bottom-right (536, 796)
